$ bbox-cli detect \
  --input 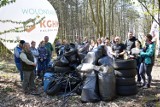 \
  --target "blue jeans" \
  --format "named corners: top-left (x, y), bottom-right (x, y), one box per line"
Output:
top-left (136, 59), bottom-right (141, 82)
top-left (15, 63), bottom-right (23, 81)
top-left (139, 63), bottom-right (153, 85)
